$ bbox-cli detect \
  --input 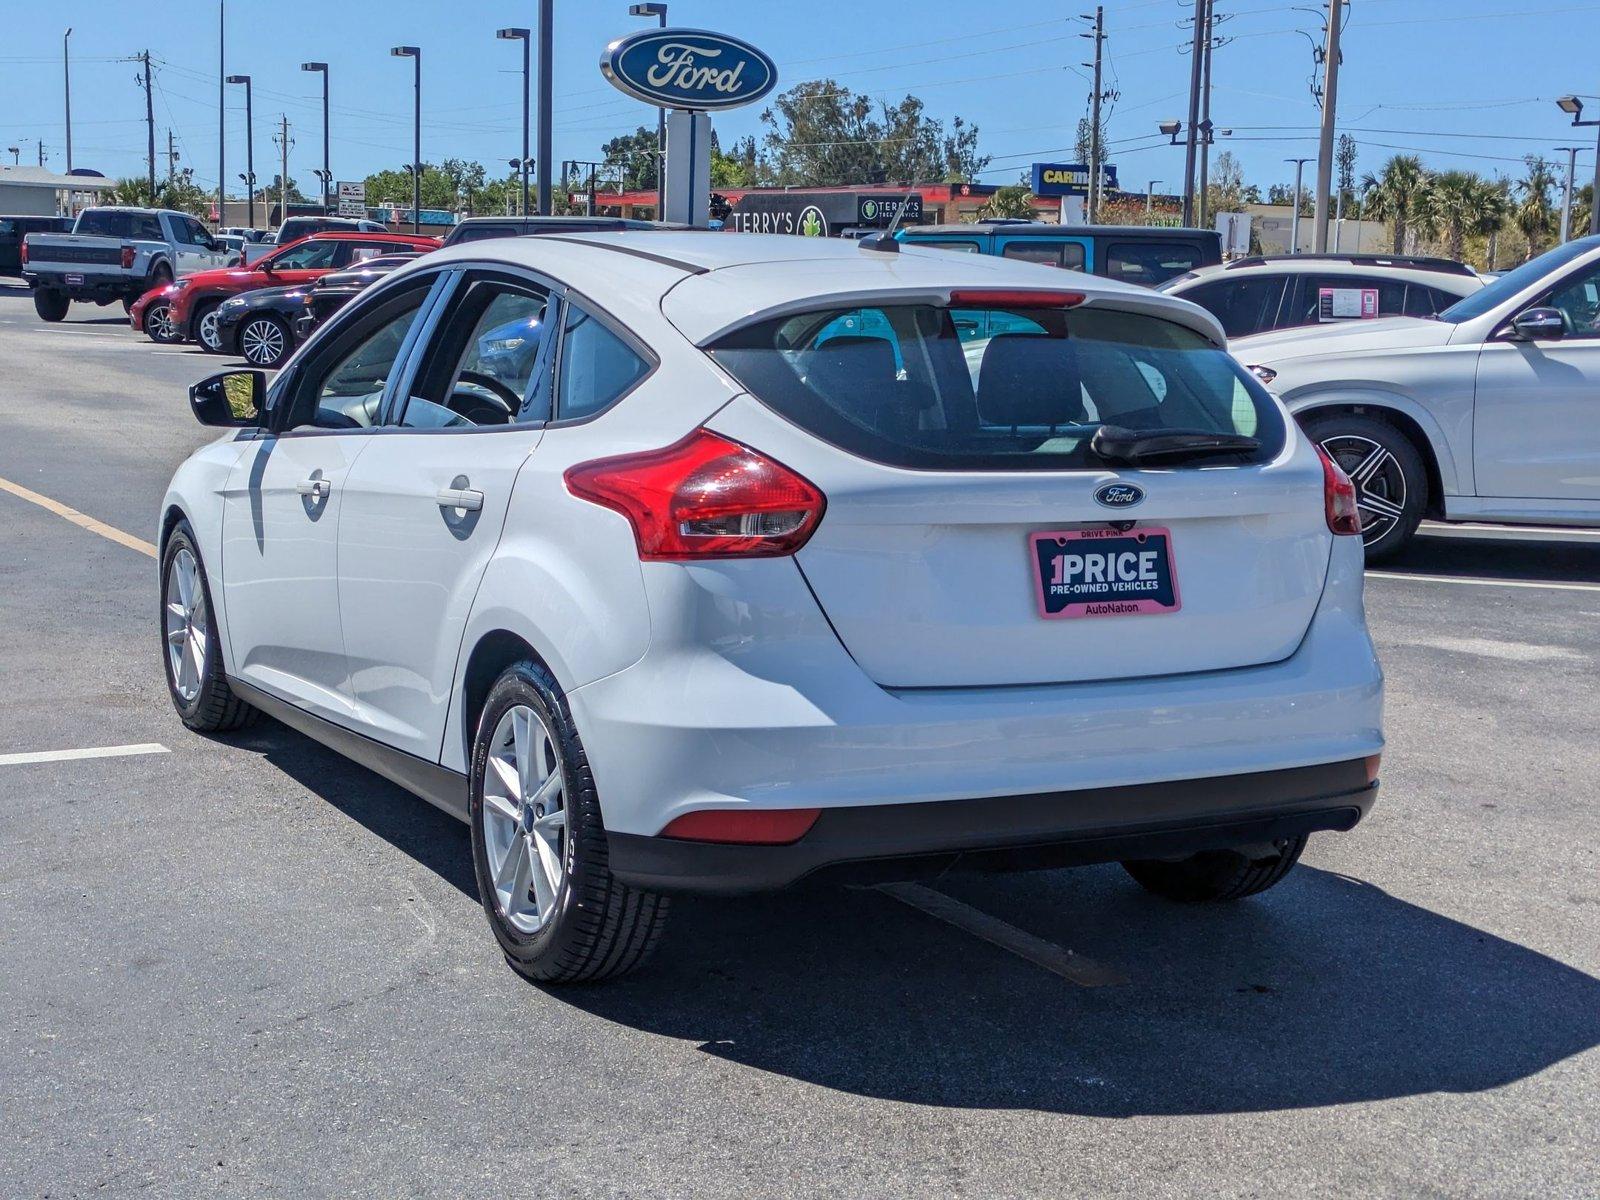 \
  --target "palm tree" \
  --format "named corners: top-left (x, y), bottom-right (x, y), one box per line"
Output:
top-left (108, 177), bottom-right (156, 207)
top-left (1514, 156), bottom-right (1557, 259)
top-left (1361, 155), bottom-right (1430, 253)
top-left (1466, 175), bottom-right (1511, 269)
top-left (1424, 170), bottom-right (1481, 261)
